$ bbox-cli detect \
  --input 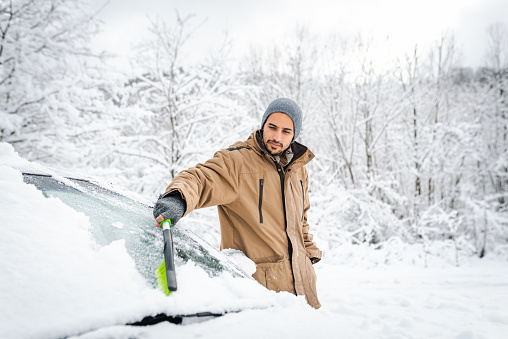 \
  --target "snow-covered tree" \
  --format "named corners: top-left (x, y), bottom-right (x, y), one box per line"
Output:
top-left (0, 0), bottom-right (104, 161)
top-left (97, 12), bottom-right (255, 199)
